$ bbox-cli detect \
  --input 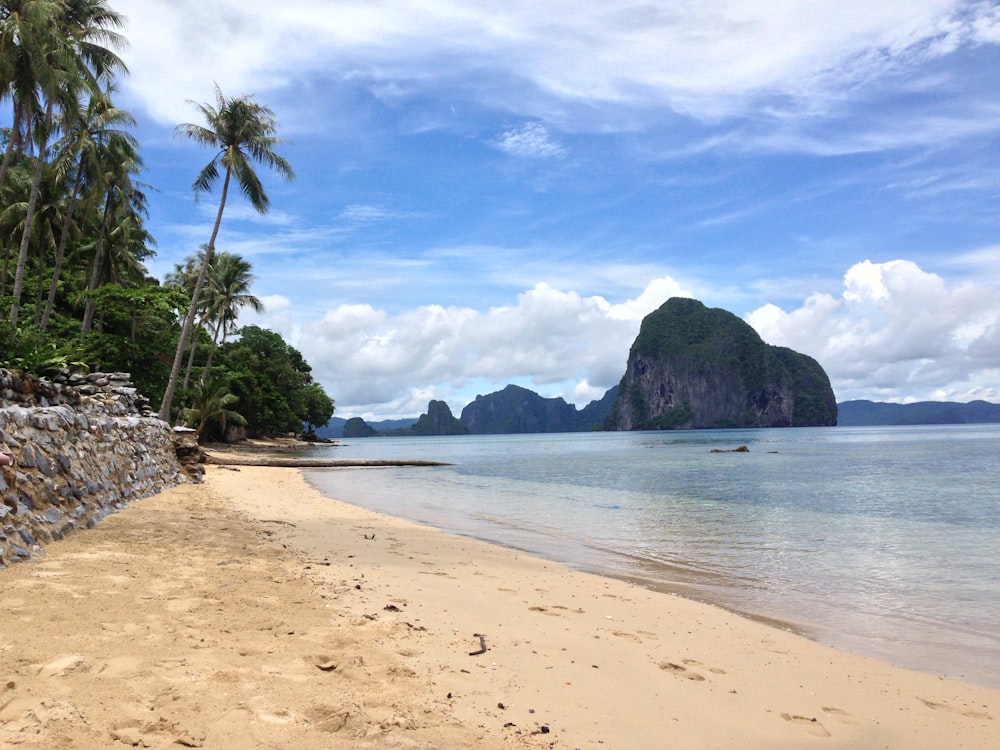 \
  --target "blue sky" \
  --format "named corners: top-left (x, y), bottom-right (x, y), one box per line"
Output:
top-left (112, 0), bottom-right (1000, 419)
